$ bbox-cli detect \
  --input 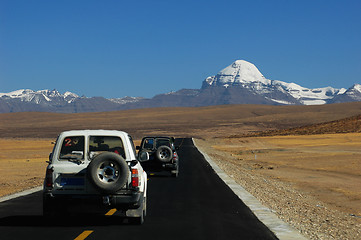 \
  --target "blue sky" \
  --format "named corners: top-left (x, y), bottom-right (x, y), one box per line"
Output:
top-left (1, 0), bottom-right (360, 98)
